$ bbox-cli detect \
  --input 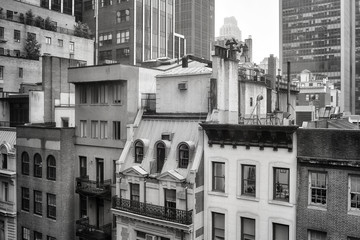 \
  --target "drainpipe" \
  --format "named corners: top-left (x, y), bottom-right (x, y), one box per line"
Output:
top-left (144, 178), bottom-right (147, 213)
top-left (287, 61), bottom-right (291, 113)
